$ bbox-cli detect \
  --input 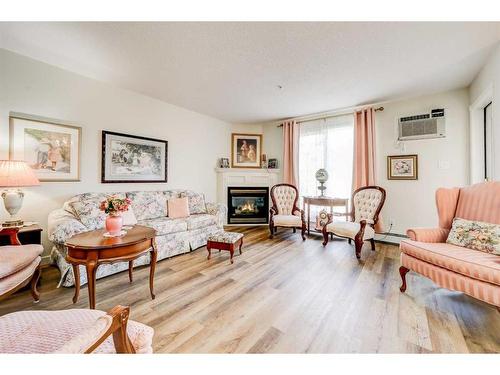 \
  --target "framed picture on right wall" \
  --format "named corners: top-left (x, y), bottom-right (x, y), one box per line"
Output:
top-left (387, 154), bottom-right (418, 180)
